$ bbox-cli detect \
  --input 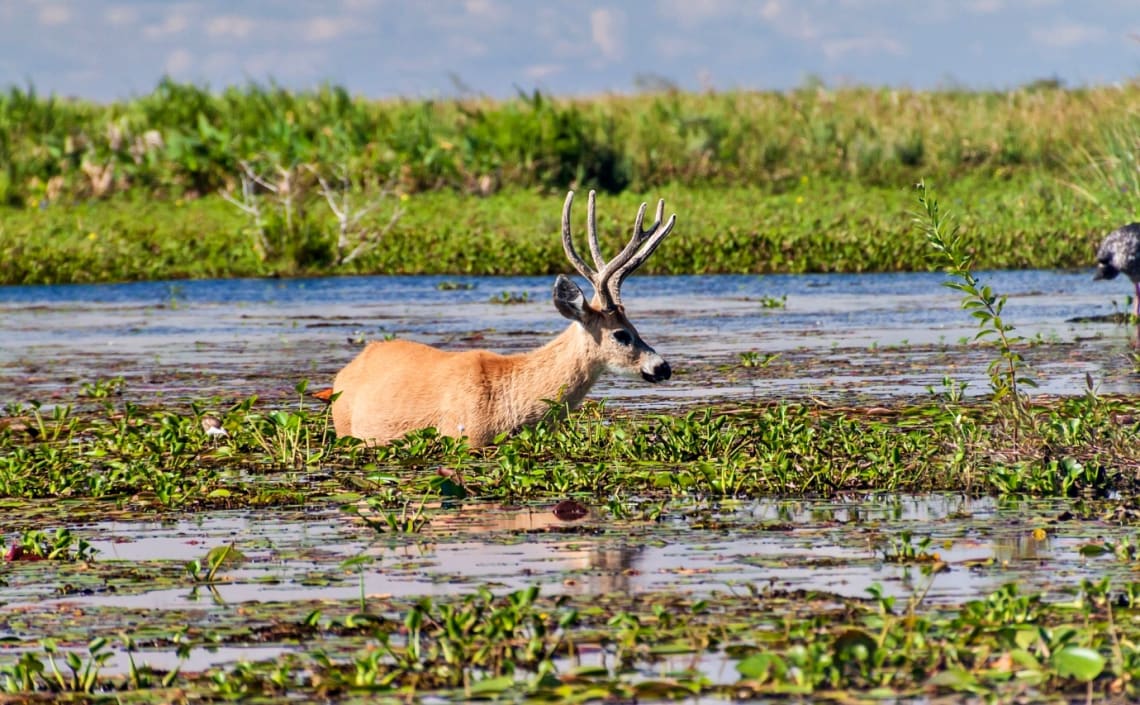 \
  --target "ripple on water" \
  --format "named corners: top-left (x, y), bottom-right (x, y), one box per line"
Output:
top-left (1, 270), bottom-right (1136, 407)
